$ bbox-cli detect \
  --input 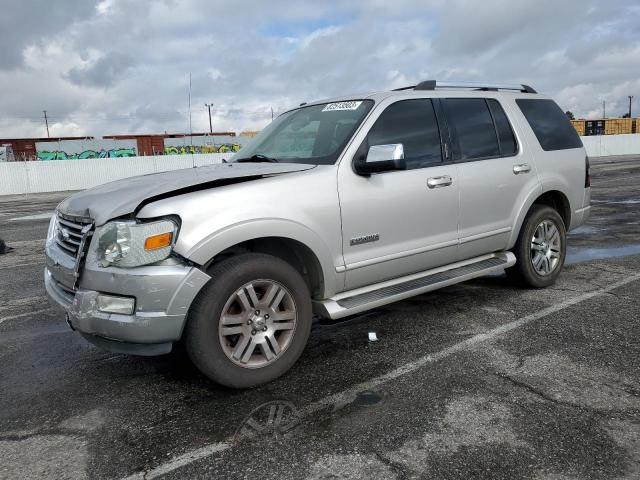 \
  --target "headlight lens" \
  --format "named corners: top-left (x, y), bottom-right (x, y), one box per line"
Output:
top-left (47, 214), bottom-right (58, 242)
top-left (87, 219), bottom-right (178, 268)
